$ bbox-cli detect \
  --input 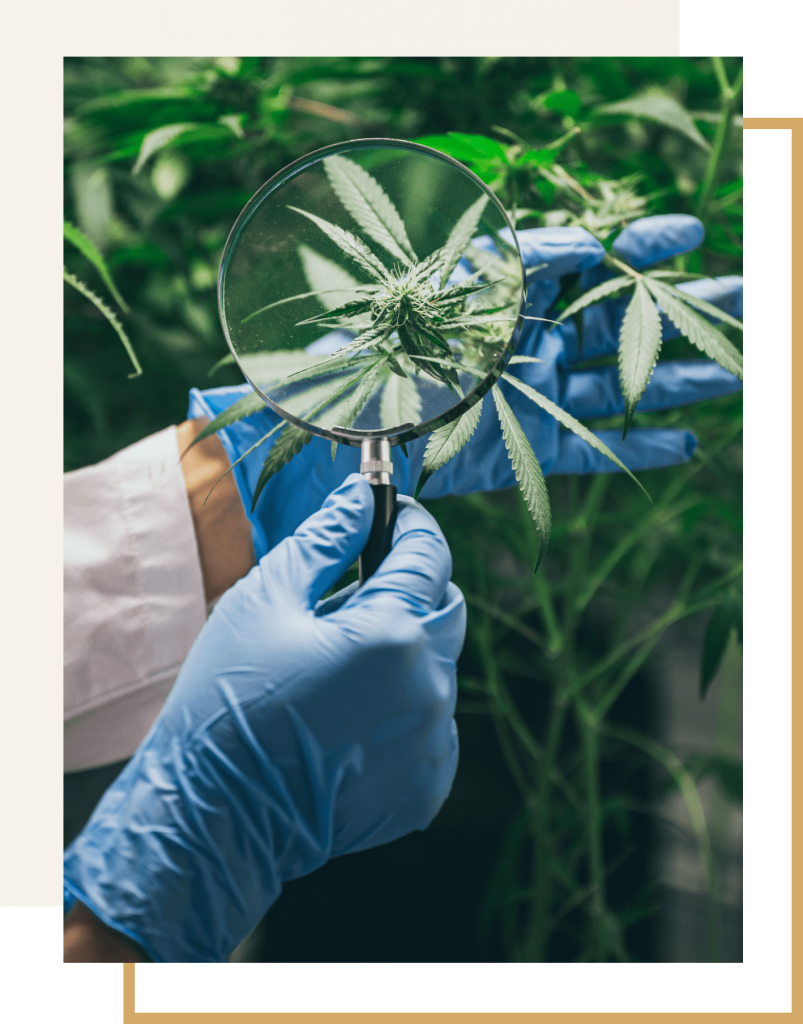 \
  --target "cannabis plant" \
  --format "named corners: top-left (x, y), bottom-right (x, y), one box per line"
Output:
top-left (196, 151), bottom-right (742, 570)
